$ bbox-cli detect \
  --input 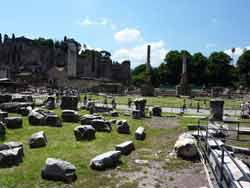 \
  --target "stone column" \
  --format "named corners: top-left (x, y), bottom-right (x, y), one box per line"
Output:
top-left (209, 99), bottom-right (224, 121)
top-left (182, 54), bottom-right (187, 74)
top-left (146, 45), bottom-right (151, 72)
top-left (66, 41), bottom-right (77, 78)
top-left (141, 45), bottom-right (154, 96)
